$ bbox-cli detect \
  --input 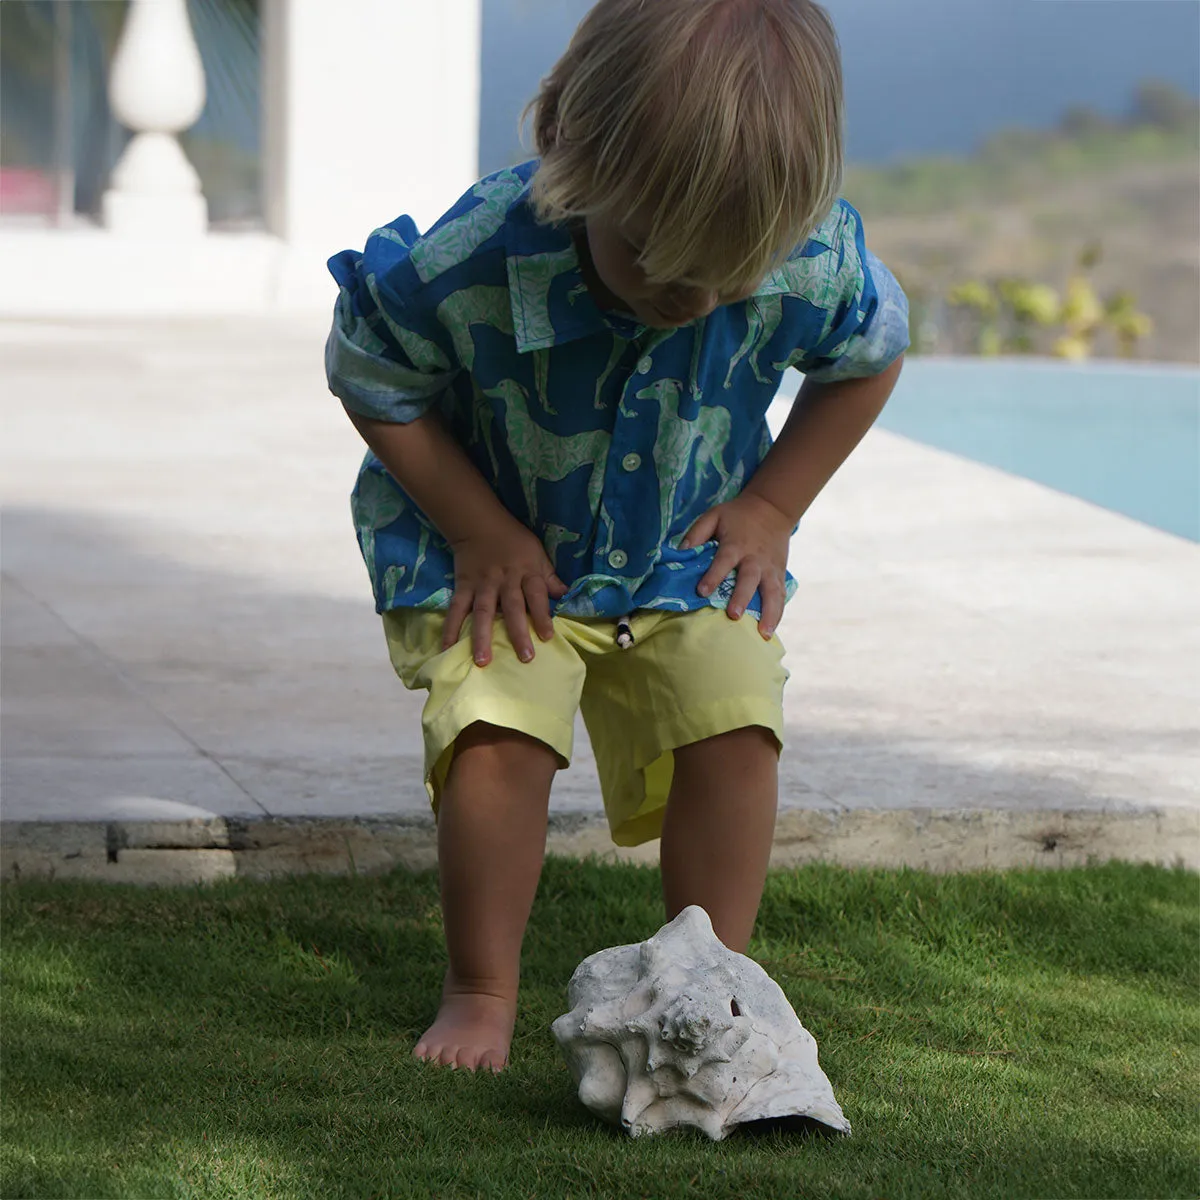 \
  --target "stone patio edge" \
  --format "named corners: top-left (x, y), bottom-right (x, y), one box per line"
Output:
top-left (2, 806), bottom-right (1196, 886)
